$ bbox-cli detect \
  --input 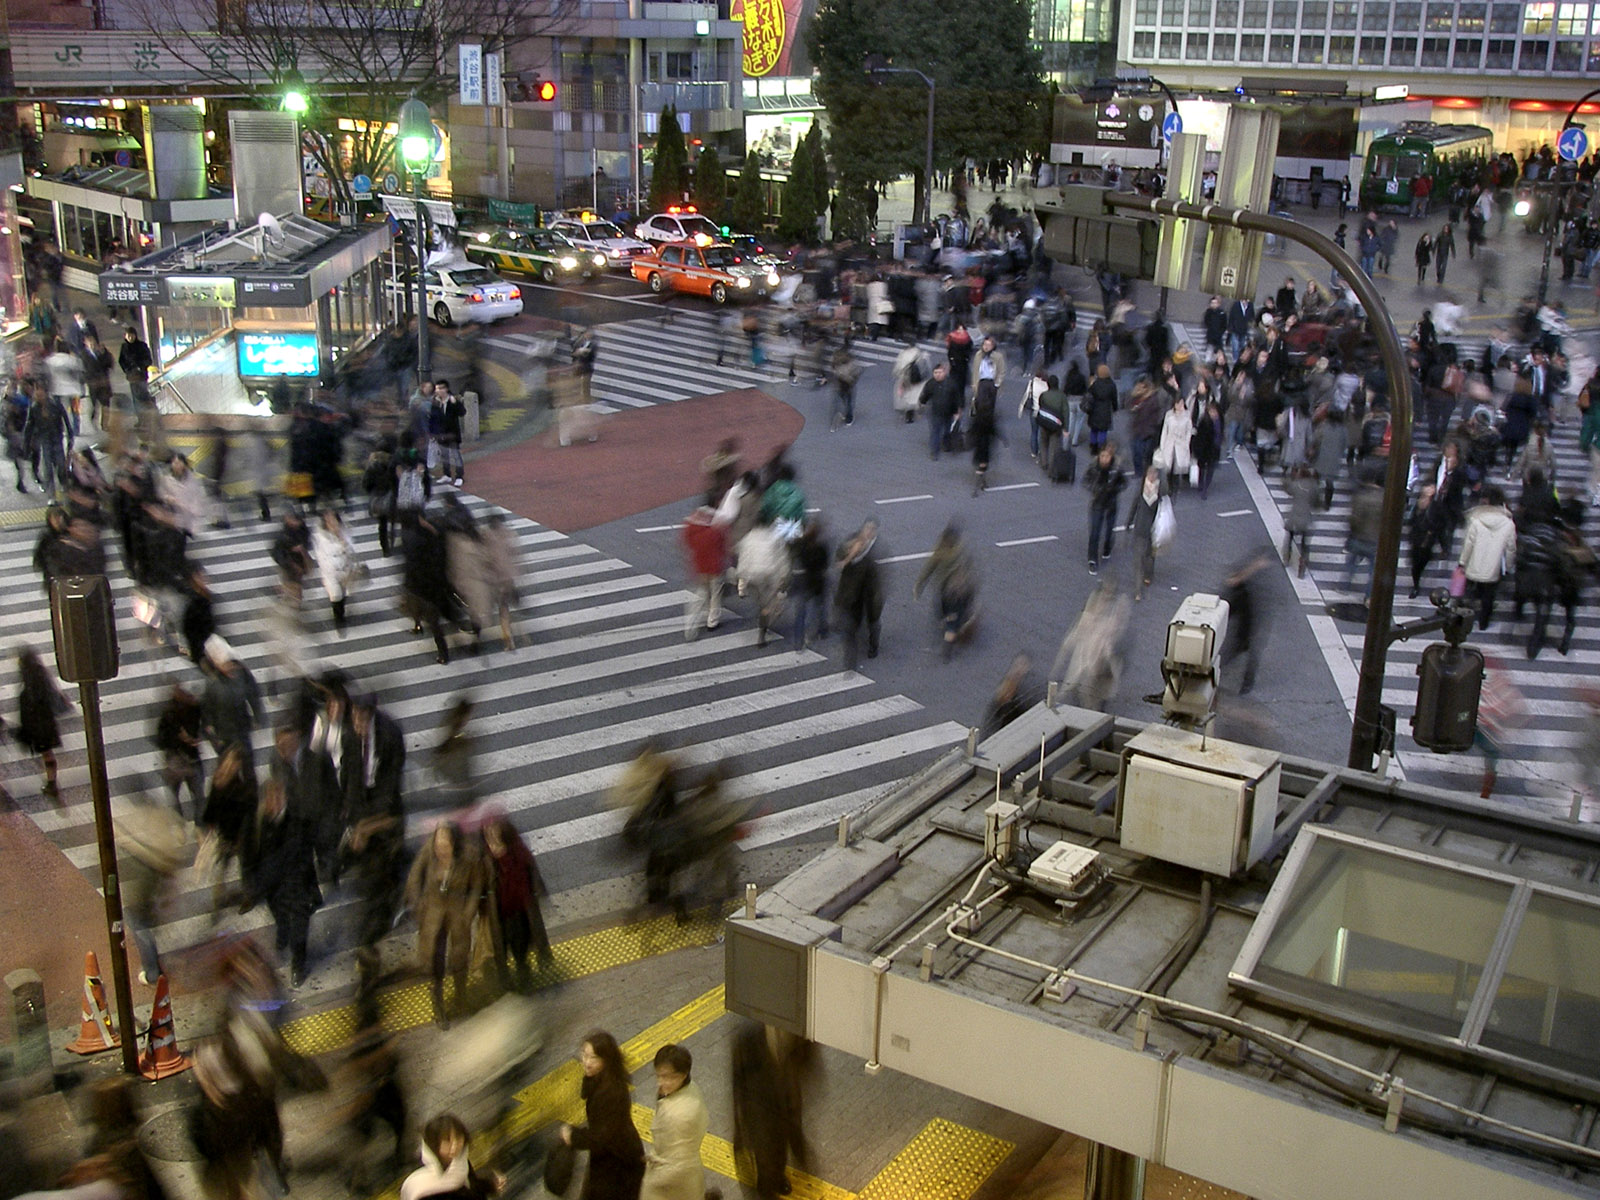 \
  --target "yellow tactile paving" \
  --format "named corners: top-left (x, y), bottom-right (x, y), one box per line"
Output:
top-left (280, 908), bottom-right (725, 1056)
top-left (0, 506), bottom-right (49, 527)
top-left (857, 1118), bottom-right (1013, 1200)
top-left (628, 1101), bottom-right (856, 1200)
top-left (503, 983), bottom-right (728, 1139)
top-left (481, 406), bottom-right (526, 433)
